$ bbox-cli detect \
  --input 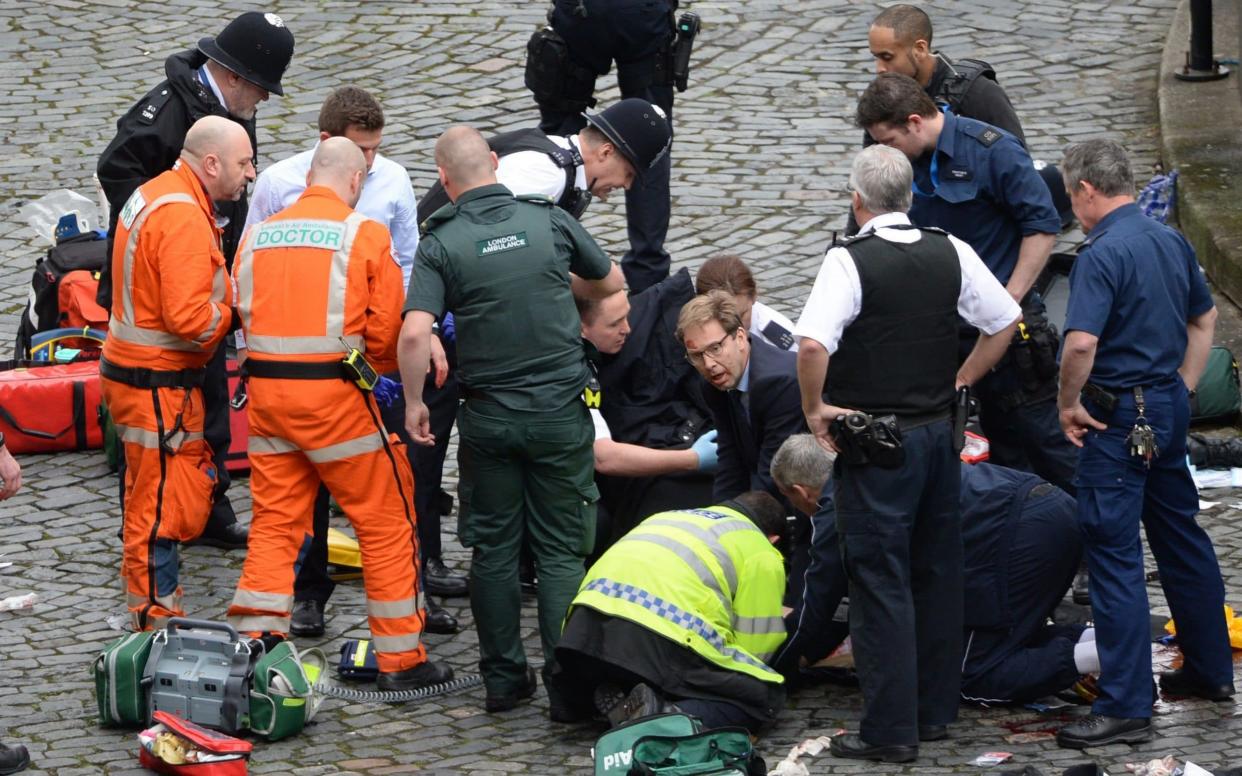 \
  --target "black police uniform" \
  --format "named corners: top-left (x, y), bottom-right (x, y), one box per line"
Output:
top-left (593, 268), bottom-right (715, 543)
top-left (96, 47), bottom-right (257, 541)
top-left (534, 0), bottom-right (677, 293)
top-left (826, 228), bottom-right (965, 749)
